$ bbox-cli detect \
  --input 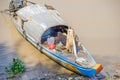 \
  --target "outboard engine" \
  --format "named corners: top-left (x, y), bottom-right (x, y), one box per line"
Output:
top-left (9, 0), bottom-right (26, 13)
